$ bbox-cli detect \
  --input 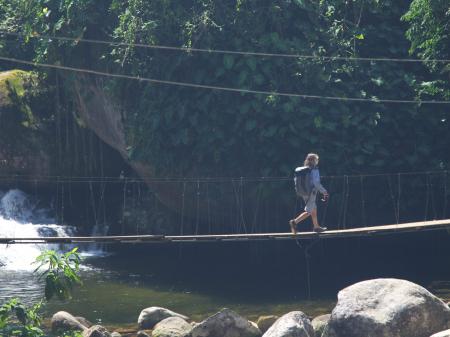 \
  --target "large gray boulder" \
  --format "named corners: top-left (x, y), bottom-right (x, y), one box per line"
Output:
top-left (262, 311), bottom-right (314, 337)
top-left (51, 311), bottom-right (88, 332)
top-left (312, 314), bottom-right (330, 337)
top-left (191, 308), bottom-right (261, 337)
top-left (83, 325), bottom-right (111, 337)
top-left (323, 278), bottom-right (450, 337)
top-left (152, 316), bottom-right (193, 337)
top-left (138, 307), bottom-right (189, 329)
